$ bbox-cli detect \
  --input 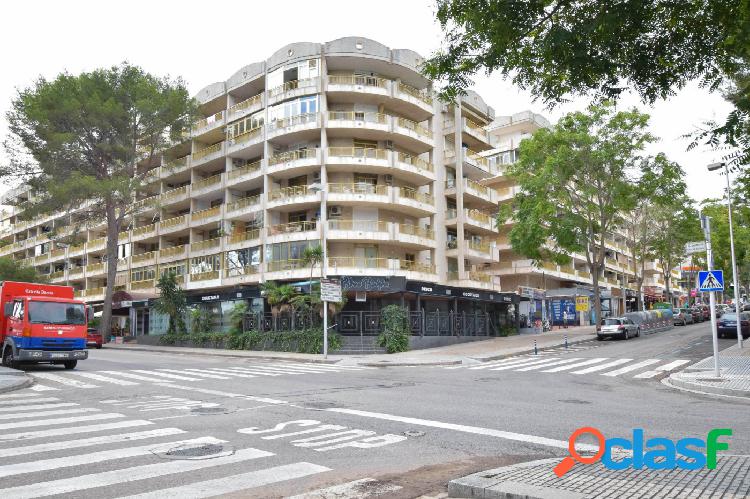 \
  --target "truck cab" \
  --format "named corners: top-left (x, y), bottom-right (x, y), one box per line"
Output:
top-left (0, 281), bottom-right (89, 369)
